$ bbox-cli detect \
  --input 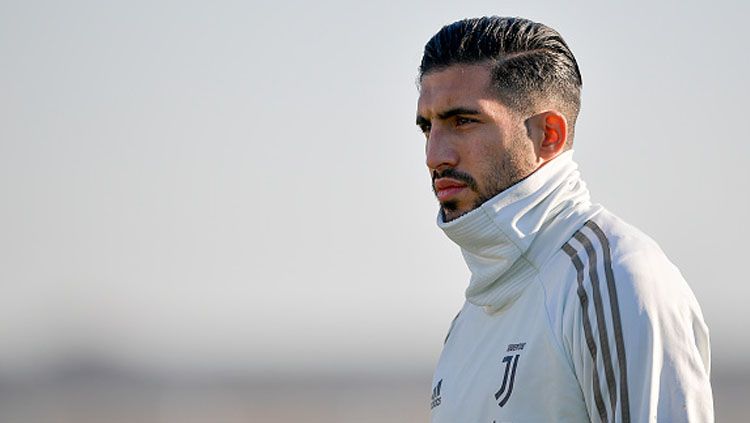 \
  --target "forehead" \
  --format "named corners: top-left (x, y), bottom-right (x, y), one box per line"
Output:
top-left (417, 64), bottom-right (495, 114)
